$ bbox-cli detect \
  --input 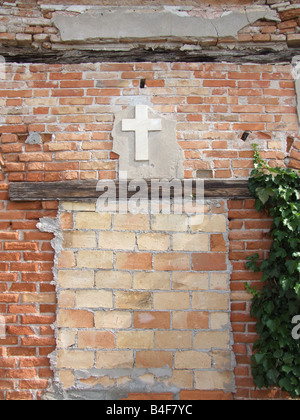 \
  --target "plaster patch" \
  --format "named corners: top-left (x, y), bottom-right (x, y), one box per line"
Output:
top-left (25, 132), bottom-right (41, 145)
top-left (112, 105), bottom-right (184, 179)
top-left (52, 6), bottom-right (279, 43)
